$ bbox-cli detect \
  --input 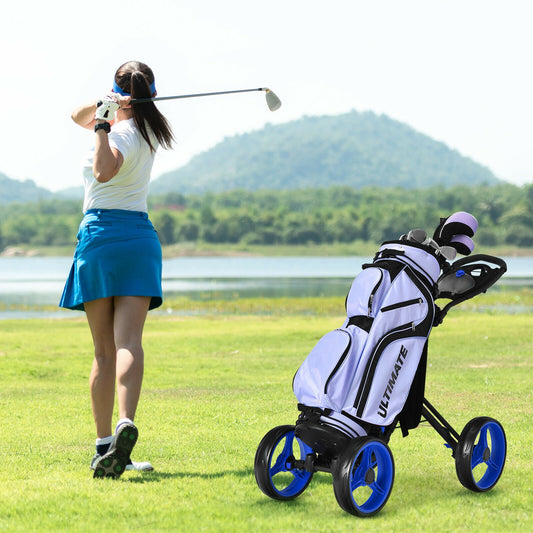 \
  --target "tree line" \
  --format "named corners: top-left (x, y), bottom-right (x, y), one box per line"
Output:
top-left (1, 183), bottom-right (532, 250)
